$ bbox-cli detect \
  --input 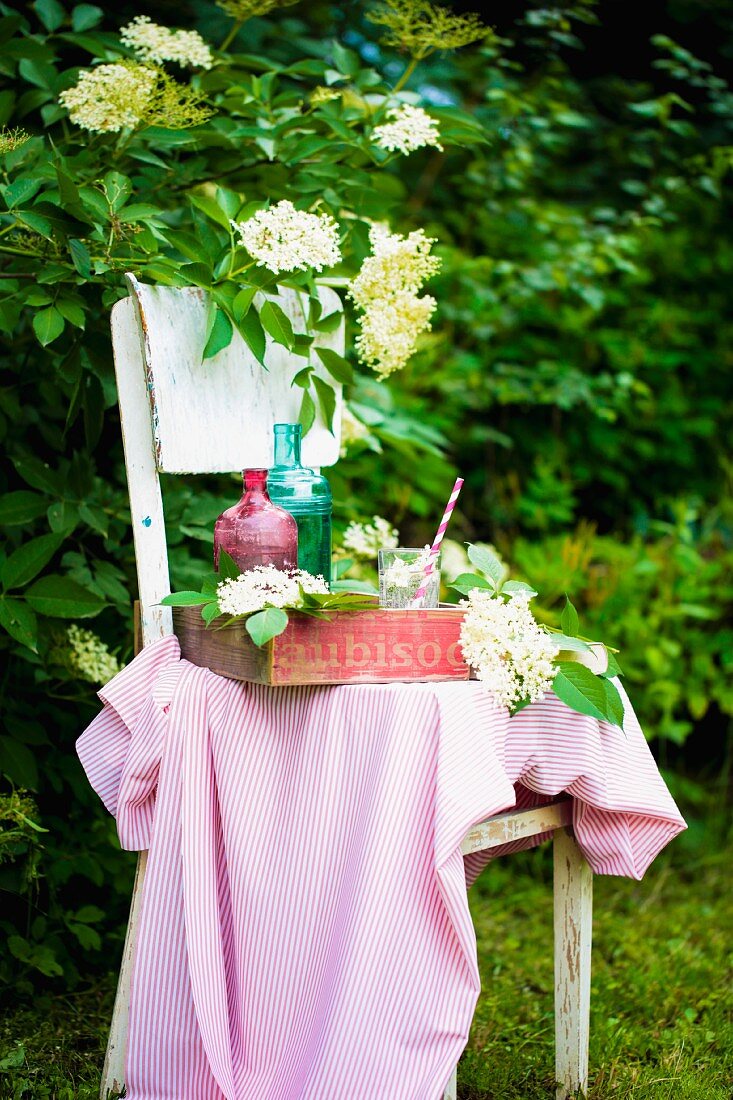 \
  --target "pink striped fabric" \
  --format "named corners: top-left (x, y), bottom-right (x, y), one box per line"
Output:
top-left (77, 637), bottom-right (684, 1100)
